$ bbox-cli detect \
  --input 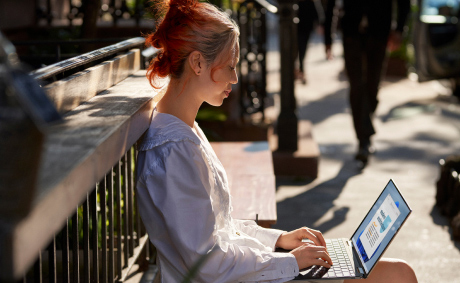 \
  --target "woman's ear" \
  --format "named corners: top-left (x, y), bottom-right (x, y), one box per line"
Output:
top-left (188, 51), bottom-right (204, 76)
